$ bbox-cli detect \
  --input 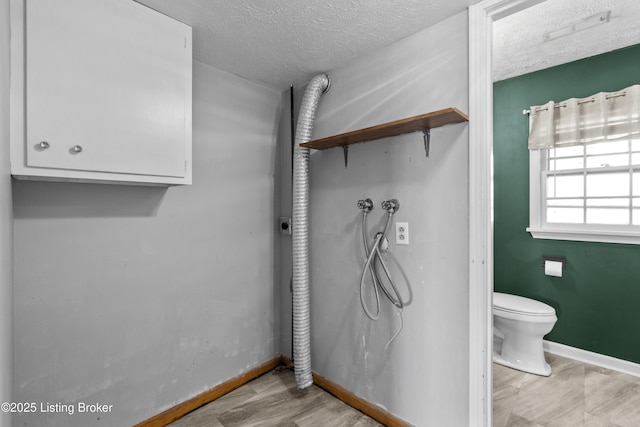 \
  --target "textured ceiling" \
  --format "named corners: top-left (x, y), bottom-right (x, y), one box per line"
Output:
top-left (493, 0), bottom-right (640, 81)
top-left (135, 0), bottom-right (480, 90)
top-left (135, 0), bottom-right (640, 90)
